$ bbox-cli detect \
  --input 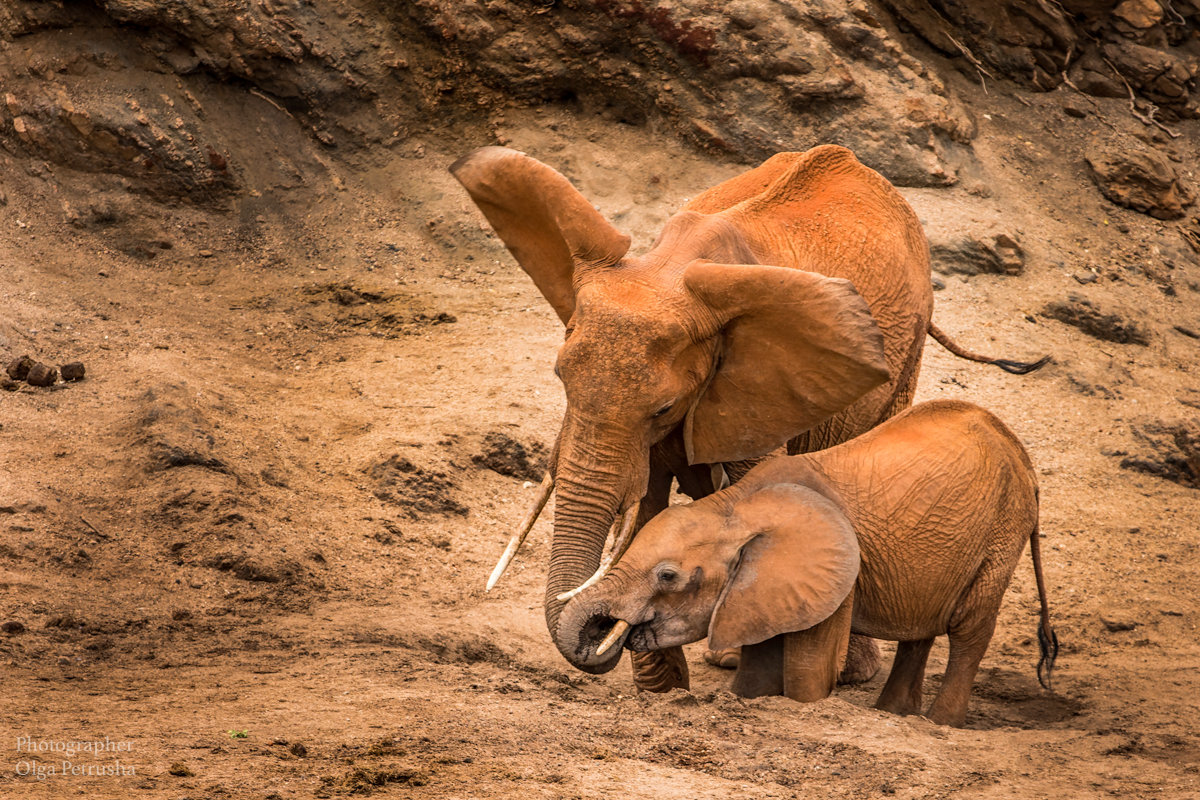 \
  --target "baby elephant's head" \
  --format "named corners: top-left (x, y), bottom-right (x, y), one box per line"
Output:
top-left (556, 483), bottom-right (860, 672)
